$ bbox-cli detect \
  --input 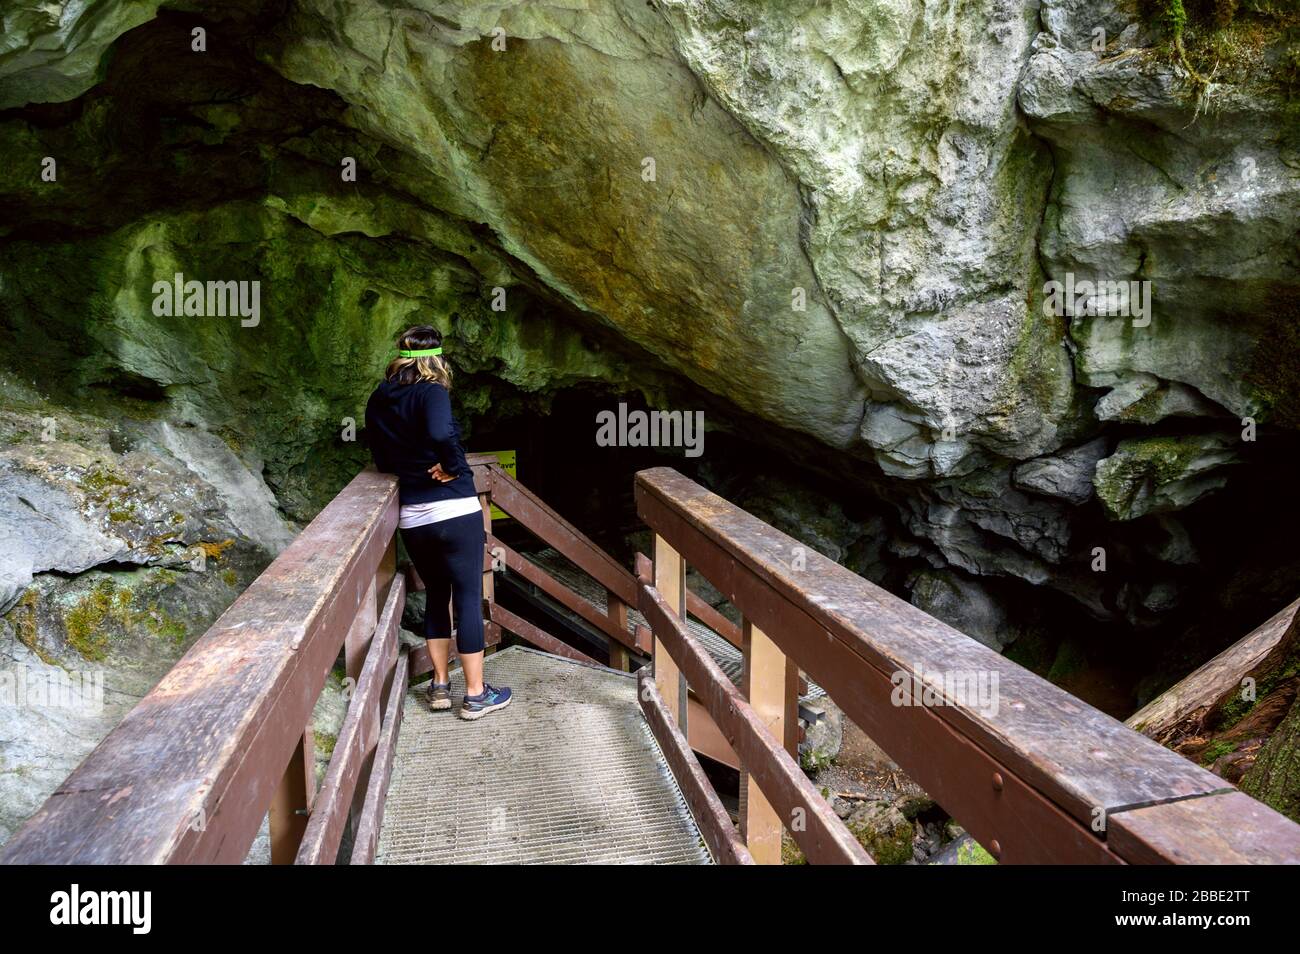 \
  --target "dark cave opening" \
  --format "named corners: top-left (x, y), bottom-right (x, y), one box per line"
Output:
top-left (457, 378), bottom-right (1300, 720)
